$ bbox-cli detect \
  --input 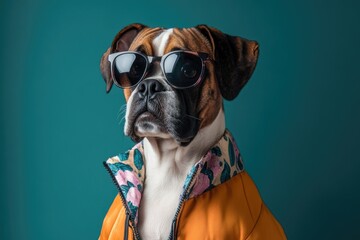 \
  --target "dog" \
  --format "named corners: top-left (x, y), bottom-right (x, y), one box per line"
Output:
top-left (99, 23), bottom-right (286, 240)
